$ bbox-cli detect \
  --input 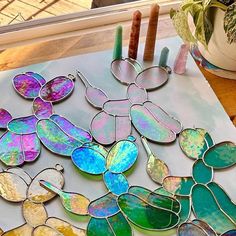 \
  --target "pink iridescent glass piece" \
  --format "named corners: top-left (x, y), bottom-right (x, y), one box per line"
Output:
top-left (174, 44), bottom-right (190, 75)
top-left (127, 83), bottom-right (148, 104)
top-left (25, 72), bottom-right (46, 85)
top-left (33, 97), bottom-right (54, 119)
top-left (115, 116), bottom-right (132, 141)
top-left (0, 108), bottom-right (12, 129)
top-left (103, 99), bottom-right (131, 116)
